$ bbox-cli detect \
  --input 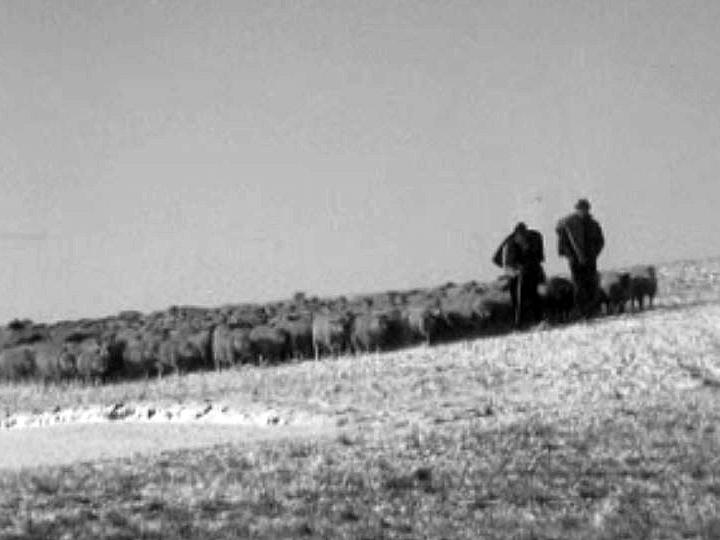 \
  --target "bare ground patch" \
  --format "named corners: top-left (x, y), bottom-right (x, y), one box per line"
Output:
top-left (0, 401), bottom-right (333, 471)
top-left (0, 421), bottom-right (335, 472)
